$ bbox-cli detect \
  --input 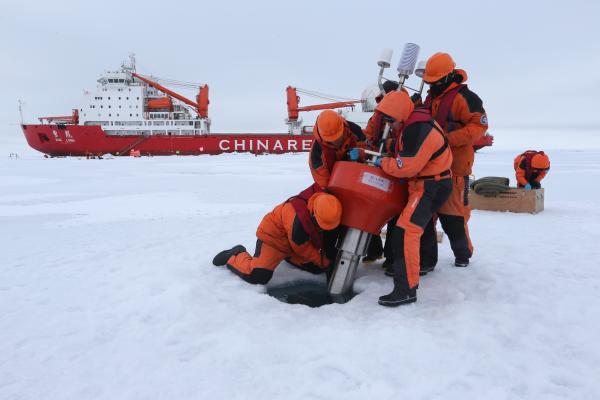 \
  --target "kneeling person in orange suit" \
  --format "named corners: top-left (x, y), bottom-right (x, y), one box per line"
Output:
top-left (372, 91), bottom-right (453, 306)
top-left (212, 193), bottom-right (342, 284)
top-left (514, 150), bottom-right (550, 190)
